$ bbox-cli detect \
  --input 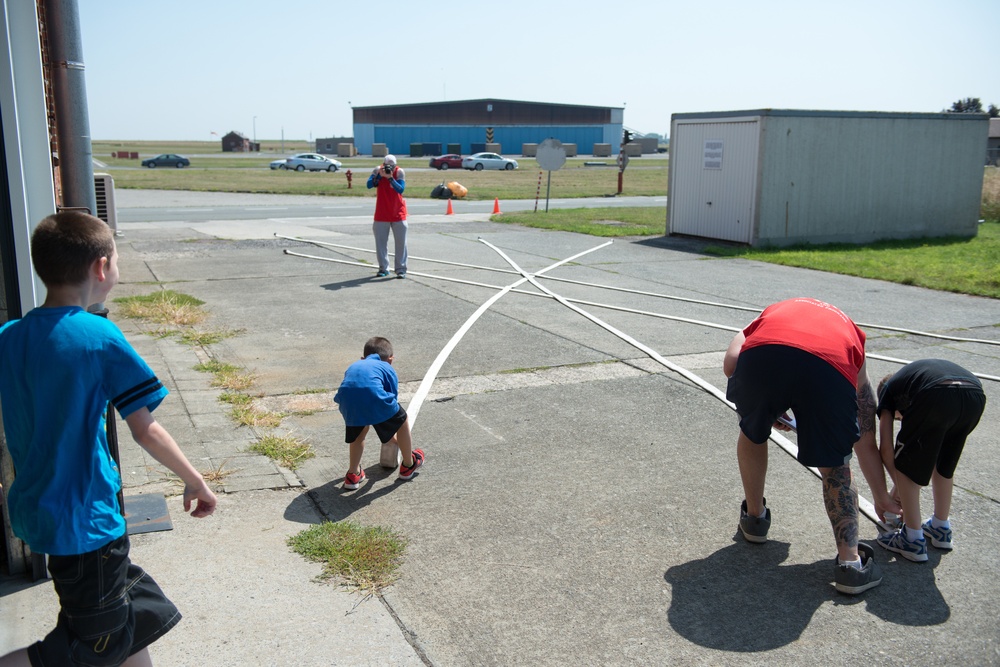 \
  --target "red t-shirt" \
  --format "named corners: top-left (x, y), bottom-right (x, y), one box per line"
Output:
top-left (373, 166), bottom-right (407, 222)
top-left (741, 298), bottom-right (866, 387)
